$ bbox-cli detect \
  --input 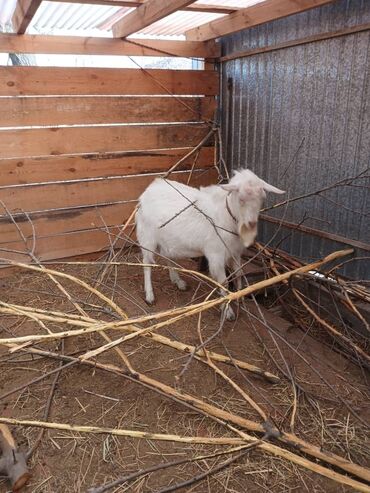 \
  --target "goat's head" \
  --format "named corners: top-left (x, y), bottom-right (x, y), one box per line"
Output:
top-left (222, 169), bottom-right (285, 246)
